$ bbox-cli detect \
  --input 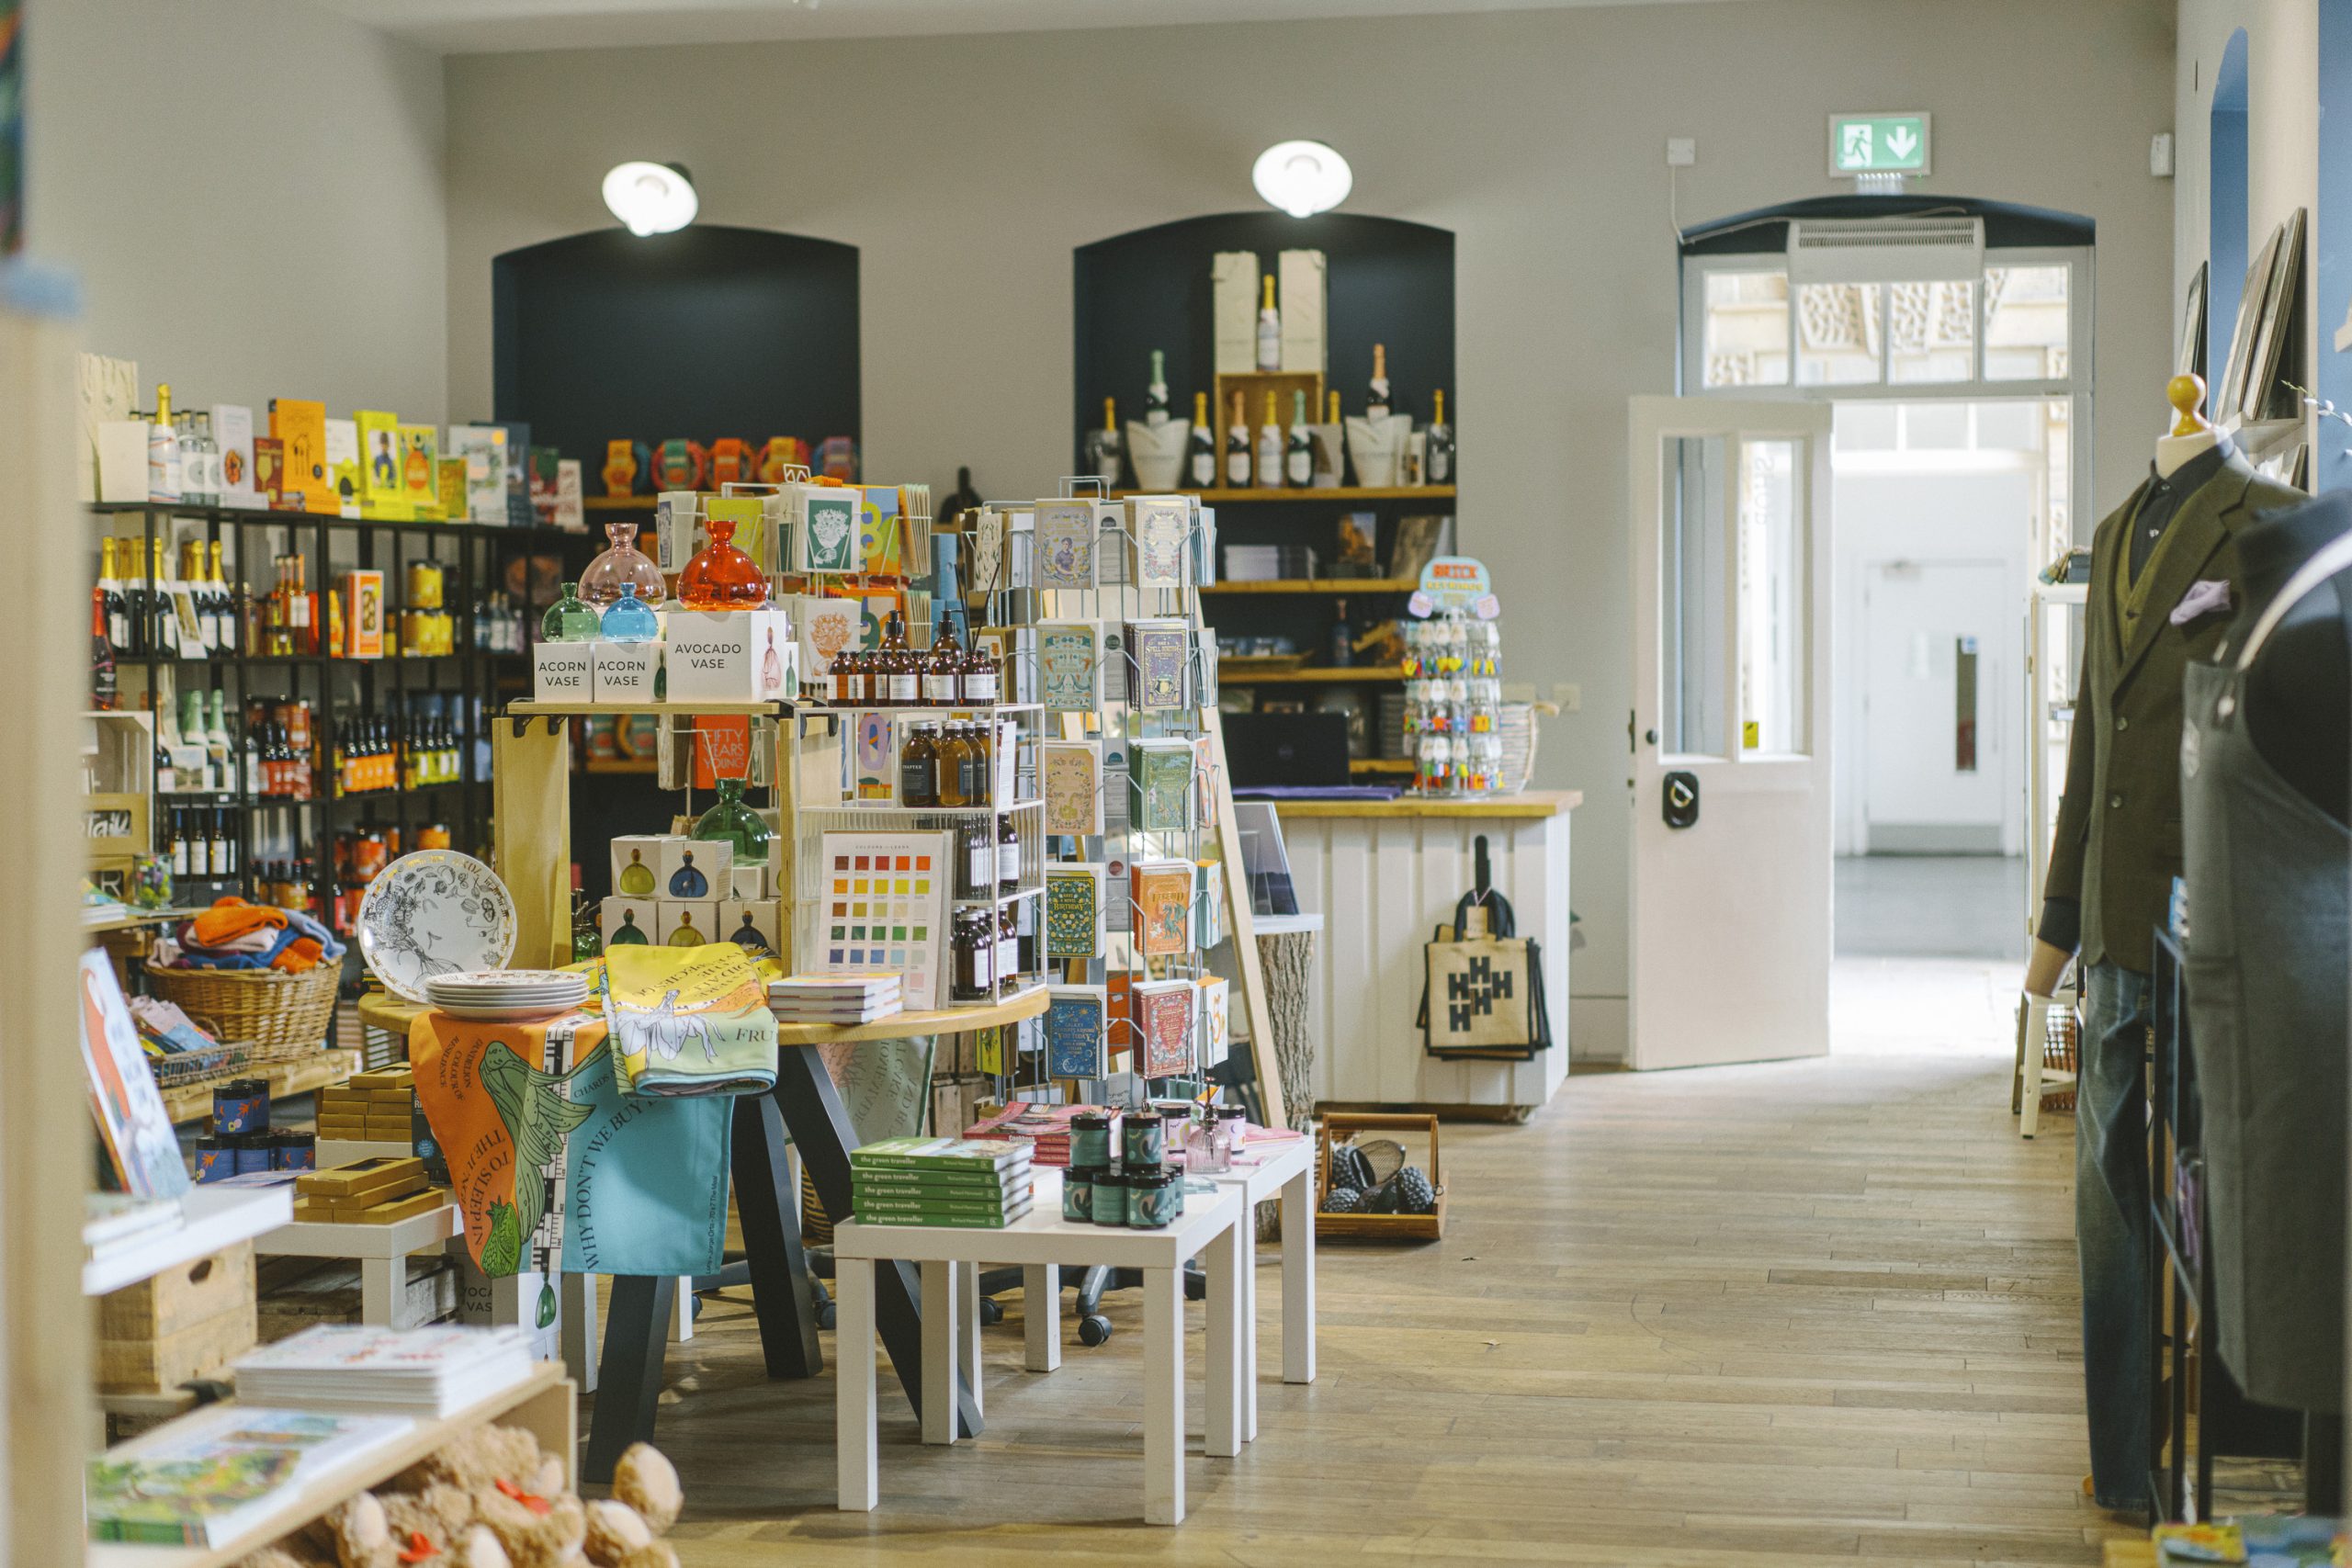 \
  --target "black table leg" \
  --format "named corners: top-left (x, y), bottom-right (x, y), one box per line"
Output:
top-left (582, 1273), bottom-right (676, 1484)
top-left (773, 1043), bottom-right (982, 1439)
top-left (731, 1089), bottom-right (822, 1379)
